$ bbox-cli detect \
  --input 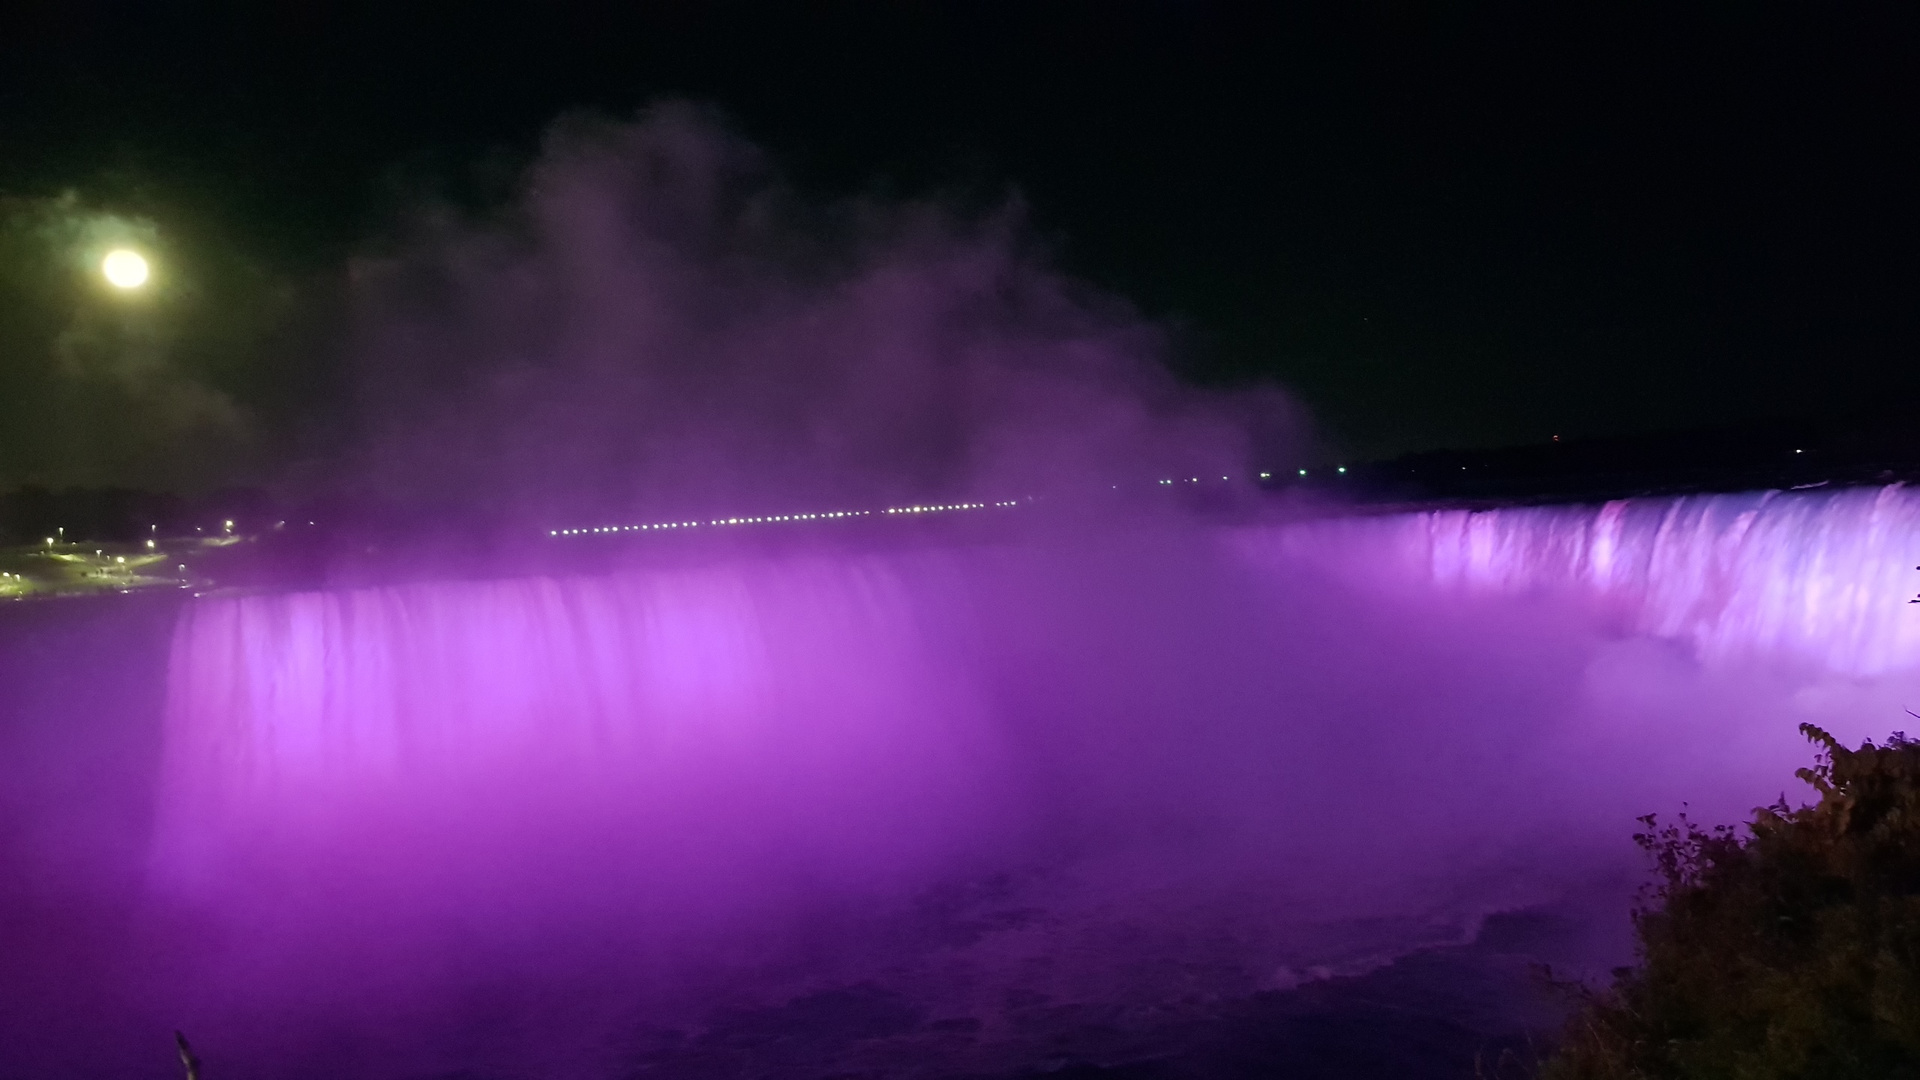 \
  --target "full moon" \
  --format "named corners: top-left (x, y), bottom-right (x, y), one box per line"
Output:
top-left (101, 249), bottom-right (150, 289)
